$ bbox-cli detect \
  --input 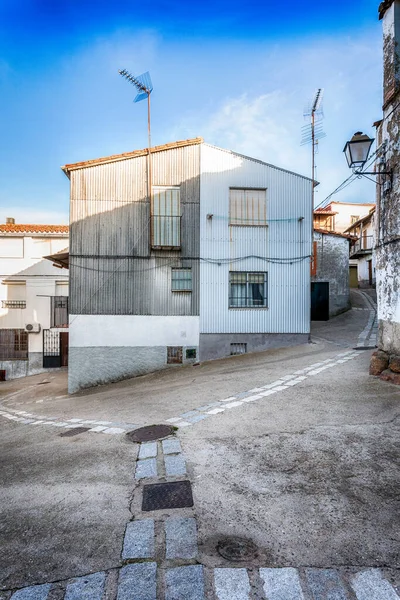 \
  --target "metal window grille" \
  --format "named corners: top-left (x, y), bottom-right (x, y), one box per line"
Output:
top-left (1, 300), bottom-right (26, 309)
top-left (230, 343), bottom-right (247, 355)
top-left (229, 272), bottom-right (268, 308)
top-left (0, 329), bottom-right (28, 360)
top-left (171, 268), bottom-right (192, 291)
top-left (152, 187), bottom-right (181, 248)
top-left (229, 188), bottom-right (267, 226)
top-left (51, 296), bottom-right (69, 328)
top-left (167, 346), bottom-right (183, 364)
